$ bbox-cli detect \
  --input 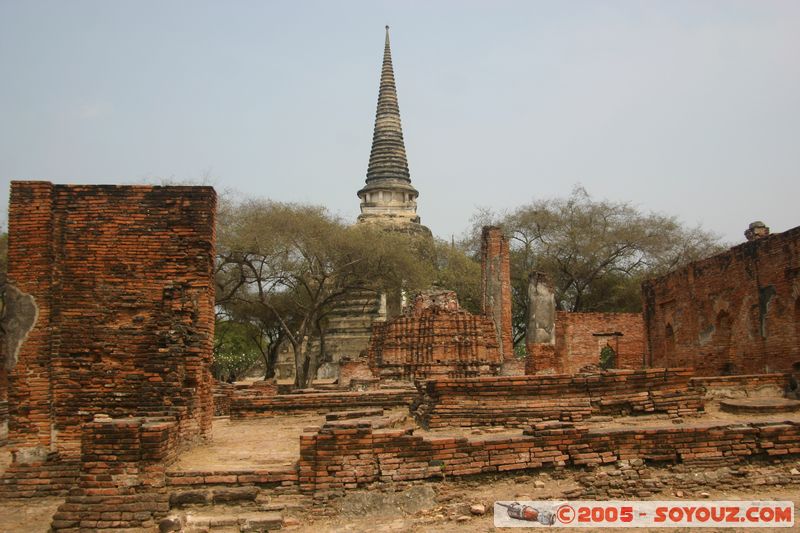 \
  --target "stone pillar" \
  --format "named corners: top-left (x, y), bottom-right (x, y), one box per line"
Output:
top-left (525, 272), bottom-right (559, 373)
top-left (480, 226), bottom-right (514, 363)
